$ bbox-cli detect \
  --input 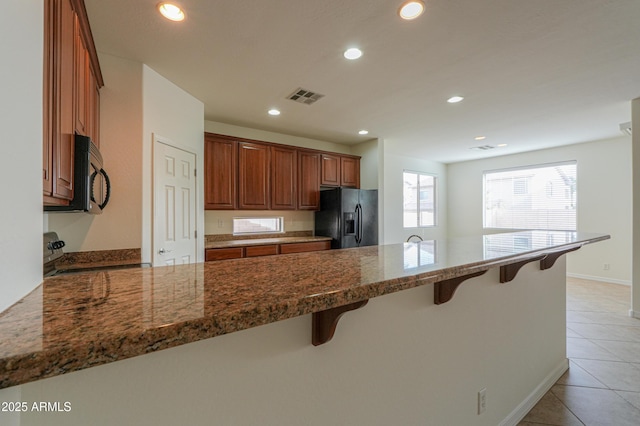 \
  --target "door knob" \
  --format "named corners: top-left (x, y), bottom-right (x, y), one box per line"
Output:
top-left (158, 248), bottom-right (172, 254)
